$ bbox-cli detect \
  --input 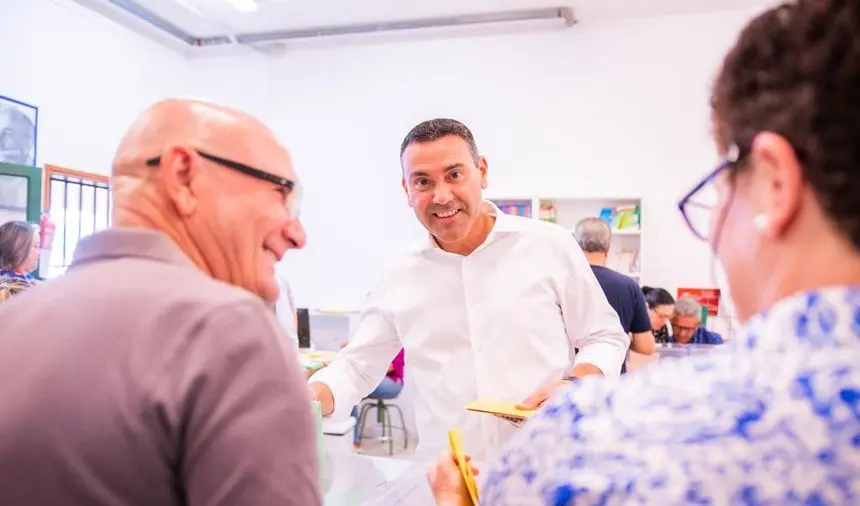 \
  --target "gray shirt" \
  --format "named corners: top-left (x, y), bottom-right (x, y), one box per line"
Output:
top-left (0, 229), bottom-right (321, 506)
